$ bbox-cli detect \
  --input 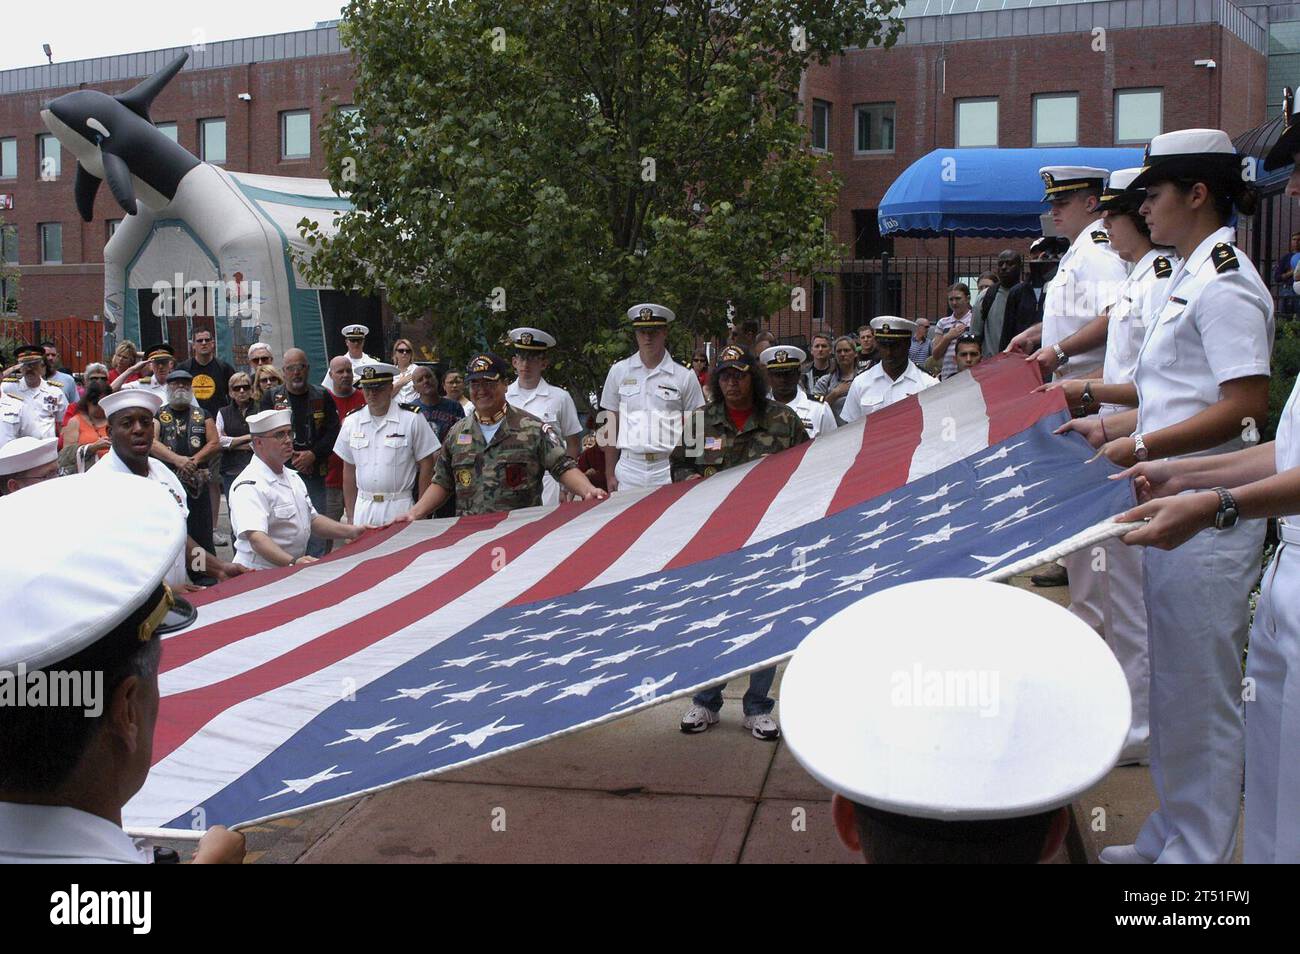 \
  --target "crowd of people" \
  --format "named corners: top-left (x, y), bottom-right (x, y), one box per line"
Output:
top-left (5, 119), bottom-right (1300, 865)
